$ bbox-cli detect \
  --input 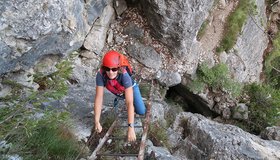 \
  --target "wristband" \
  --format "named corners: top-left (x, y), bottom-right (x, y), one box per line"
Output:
top-left (128, 123), bottom-right (134, 128)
